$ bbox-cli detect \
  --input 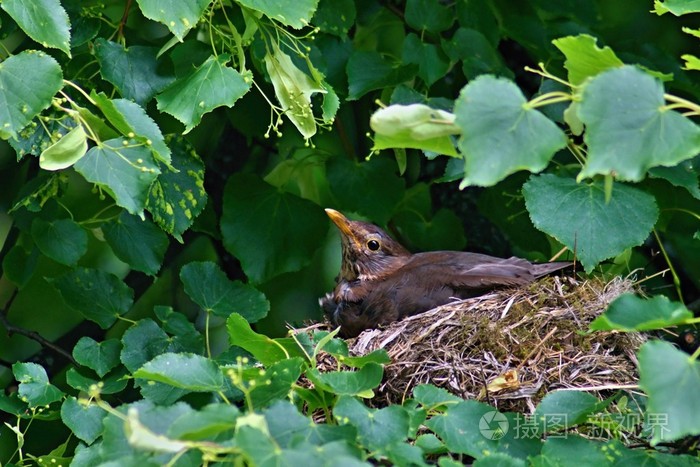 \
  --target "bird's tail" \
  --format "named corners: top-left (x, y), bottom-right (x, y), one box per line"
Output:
top-left (532, 261), bottom-right (572, 278)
